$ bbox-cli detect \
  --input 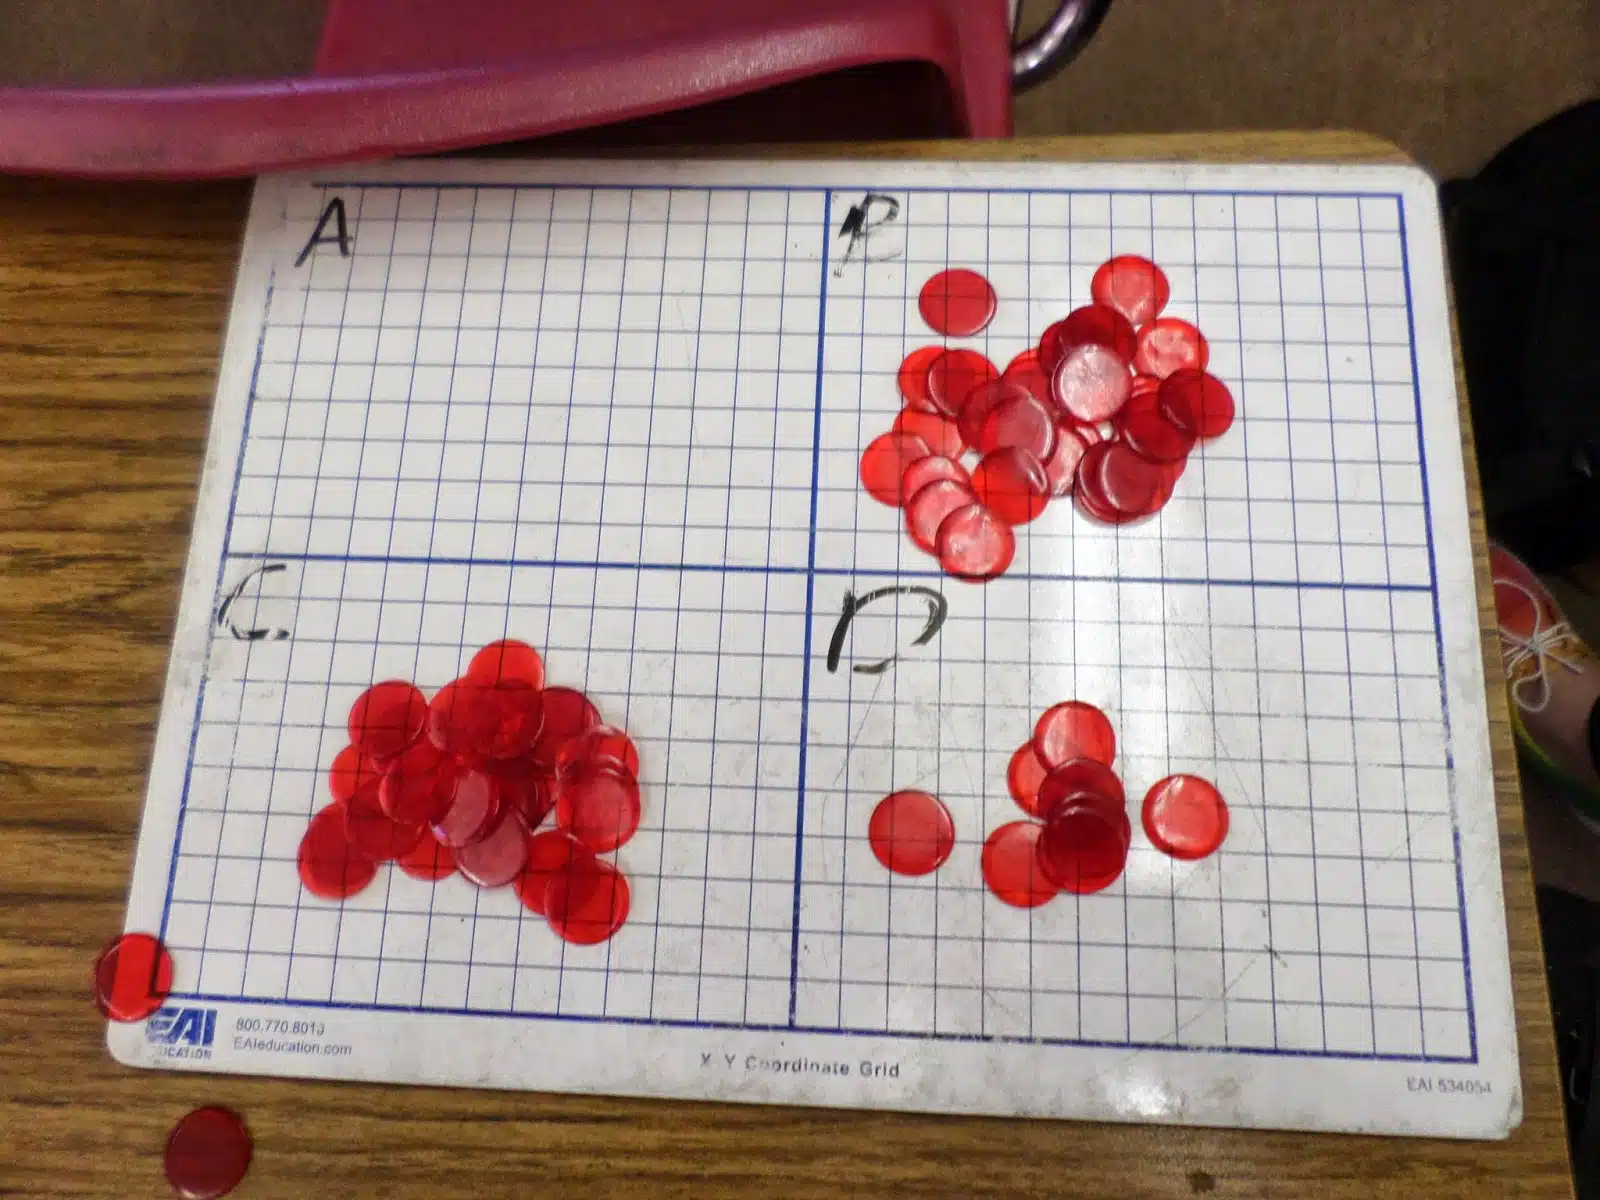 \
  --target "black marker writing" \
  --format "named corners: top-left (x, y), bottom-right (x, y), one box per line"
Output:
top-left (825, 585), bottom-right (947, 675)
top-left (834, 193), bottom-right (901, 272)
top-left (217, 563), bottom-right (291, 642)
top-left (295, 197), bottom-right (352, 267)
